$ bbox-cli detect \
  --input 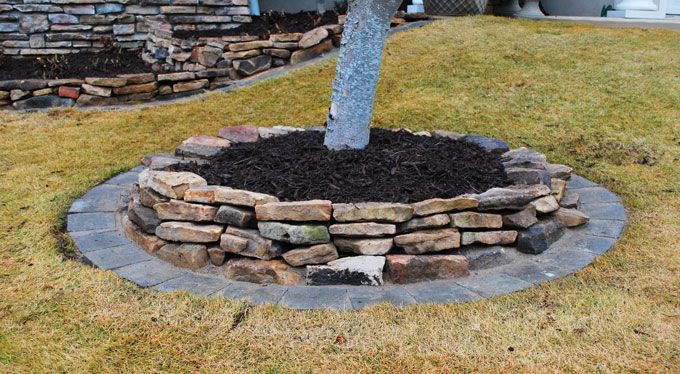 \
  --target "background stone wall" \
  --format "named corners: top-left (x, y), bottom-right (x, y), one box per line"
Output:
top-left (0, 0), bottom-right (251, 55)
